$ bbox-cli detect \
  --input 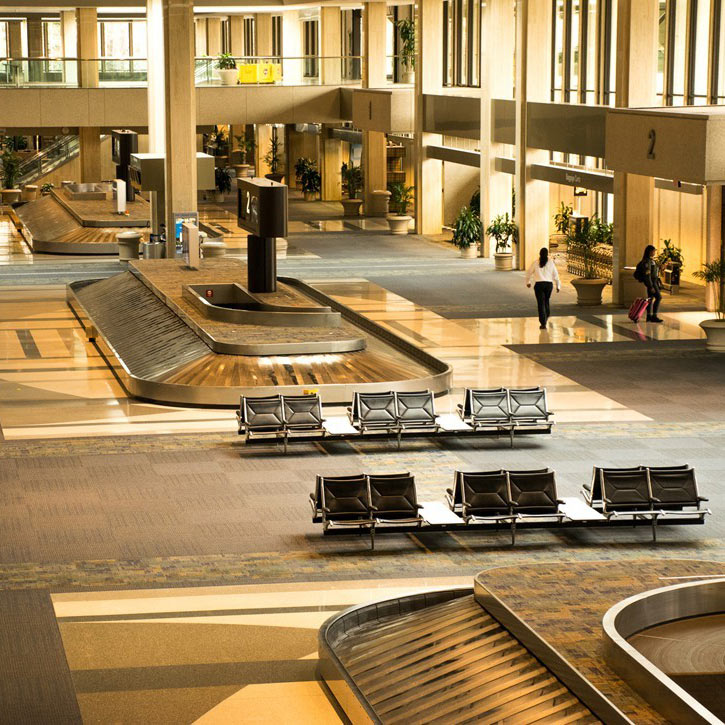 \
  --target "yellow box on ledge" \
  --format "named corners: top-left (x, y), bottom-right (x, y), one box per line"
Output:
top-left (238, 62), bottom-right (282, 84)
